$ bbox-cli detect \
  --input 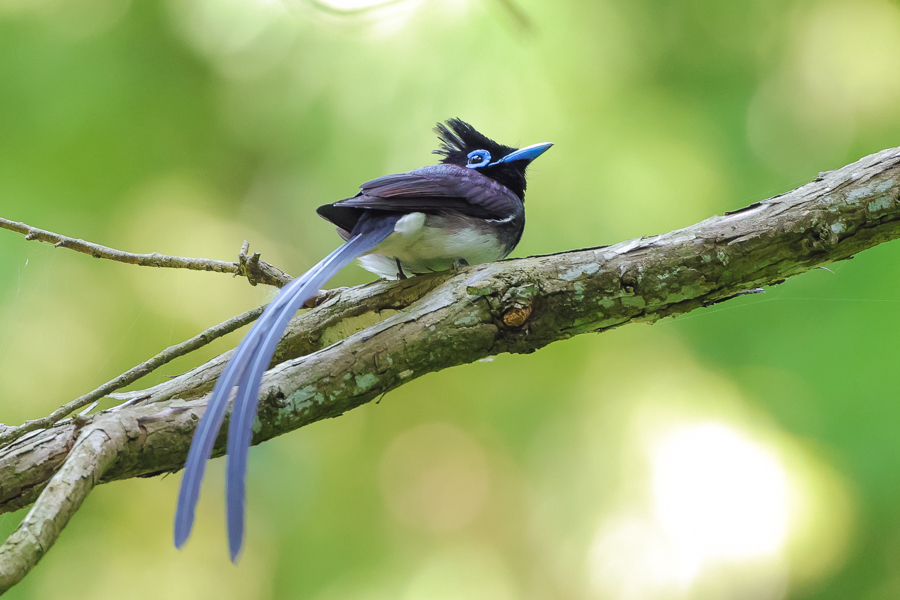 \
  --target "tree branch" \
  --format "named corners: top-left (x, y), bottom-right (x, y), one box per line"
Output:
top-left (0, 305), bottom-right (267, 448)
top-left (0, 218), bottom-right (292, 288)
top-left (1, 145), bottom-right (899, 588)
top-left (0, 417), bottom-right (133, 593)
